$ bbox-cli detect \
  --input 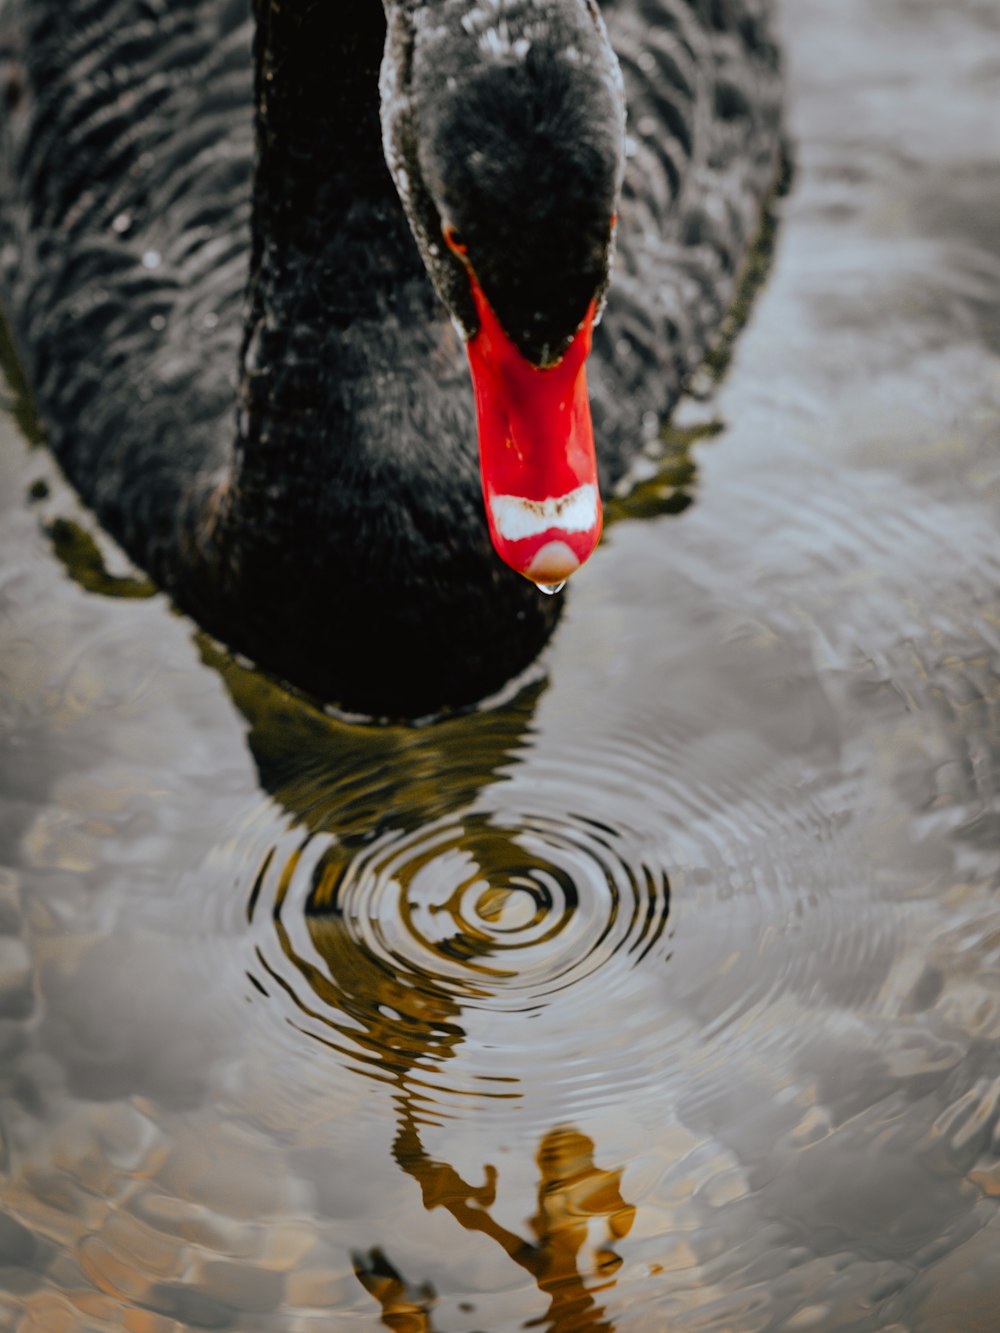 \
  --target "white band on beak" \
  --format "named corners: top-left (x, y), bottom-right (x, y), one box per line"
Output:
top-left (489, 483), bottom-right (599, 542)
